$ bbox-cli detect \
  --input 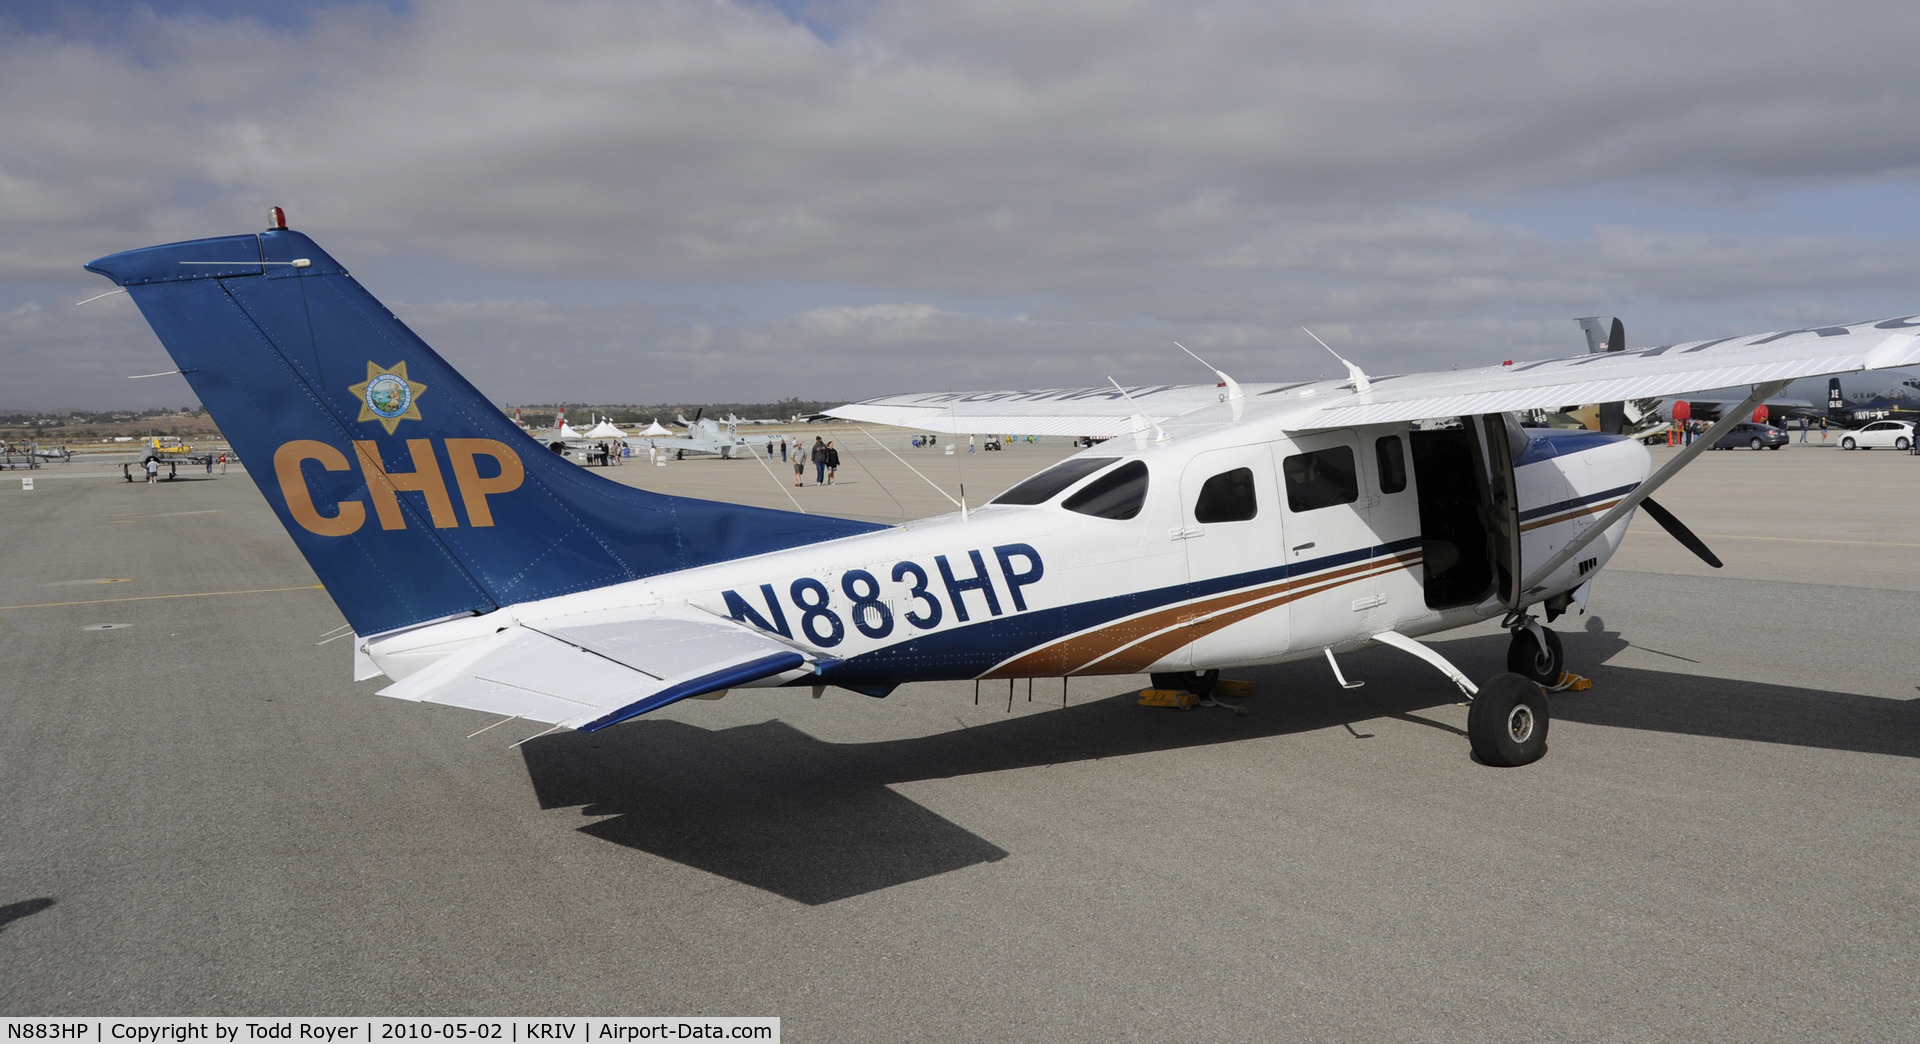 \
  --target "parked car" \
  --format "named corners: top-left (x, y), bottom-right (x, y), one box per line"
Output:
top-left (1838, 419), bottom-right (1914, 451)
top-left (1712, 422), bottom-right (1788, 450)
